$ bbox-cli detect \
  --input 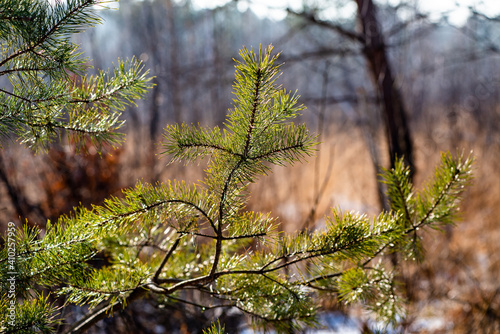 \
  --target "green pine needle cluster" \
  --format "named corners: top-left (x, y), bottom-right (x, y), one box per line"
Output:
top-left (0, 0), bottom-right (152, 152)
top-left (202, 319), bottom-right (225, 334)
top-left (0, 2), bottom-right (474, 332)
top-left (1, 294), bottom-right (59, 334)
